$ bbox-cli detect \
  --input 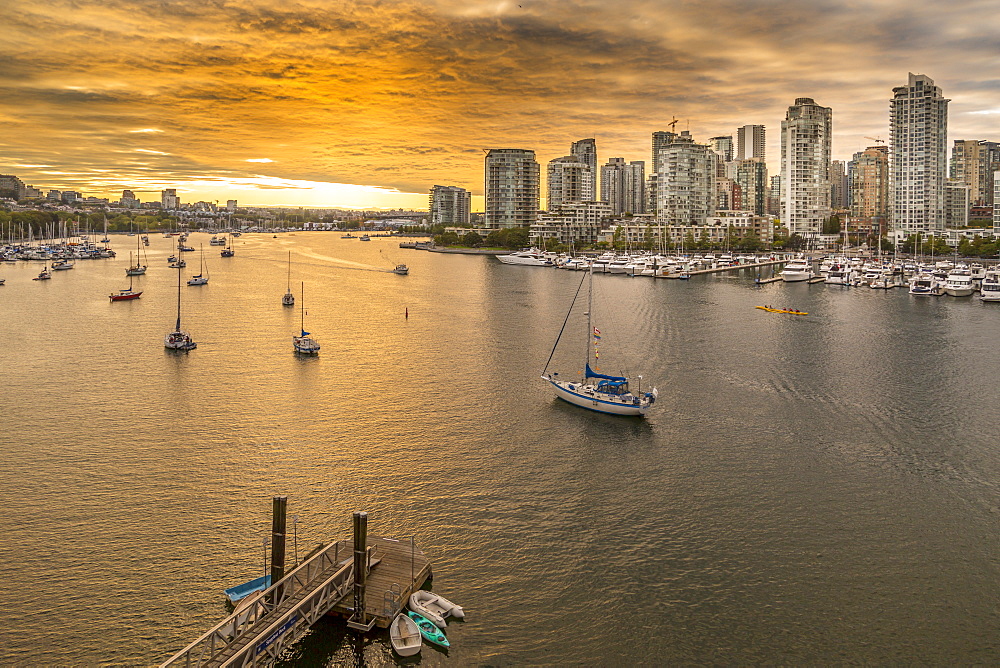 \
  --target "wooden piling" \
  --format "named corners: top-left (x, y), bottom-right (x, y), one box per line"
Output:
top-left (270, 496), bottom-right (287, 598)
